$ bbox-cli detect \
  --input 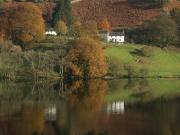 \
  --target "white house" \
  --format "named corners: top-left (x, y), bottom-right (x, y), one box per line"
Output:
top-left (45, 31), bottom-right (57, 36)
top-left (45, 28), bottom-right (57, 36)
top-left (107, 31), bottom-right (125, 43)
top-left (100, 30), bottom-right (125, 43)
